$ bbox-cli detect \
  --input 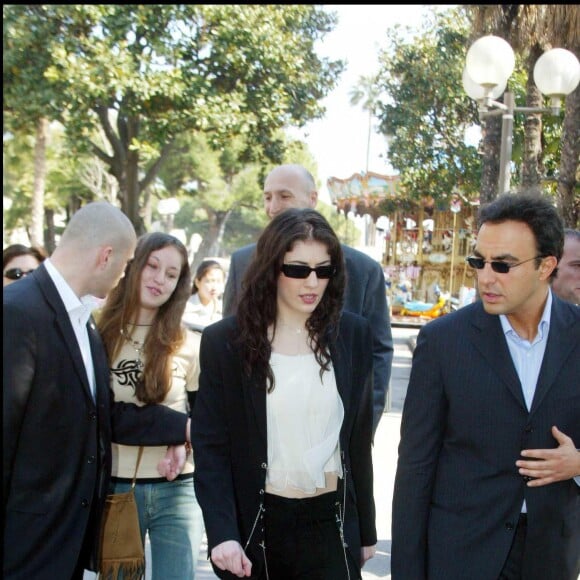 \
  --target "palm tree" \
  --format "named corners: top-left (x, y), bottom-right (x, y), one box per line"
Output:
top-left (350, 74), bottom-right (380, 173)
top-left (545, 5), bottom-right (580, 227)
